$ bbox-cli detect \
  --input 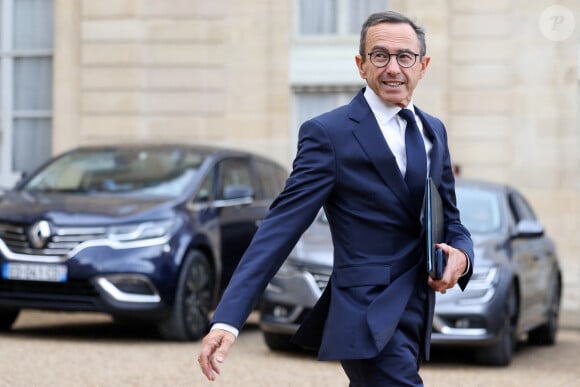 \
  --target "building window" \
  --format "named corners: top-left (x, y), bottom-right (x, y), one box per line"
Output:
top-left (0, 0), bottom-right (53, 185)
top-left (291, 86), bottom-right (360, 146)
top-left (297, 0), bottom-right (387, 36)
top-left (294, 89), bottom-right (352, 124)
